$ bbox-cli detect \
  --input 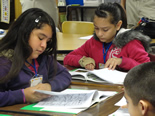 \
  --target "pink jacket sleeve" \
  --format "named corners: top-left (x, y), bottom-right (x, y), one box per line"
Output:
top-left (64, 39), bottom-right (92, 67)
top-left (119, 40), bottom-right (150, 70)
